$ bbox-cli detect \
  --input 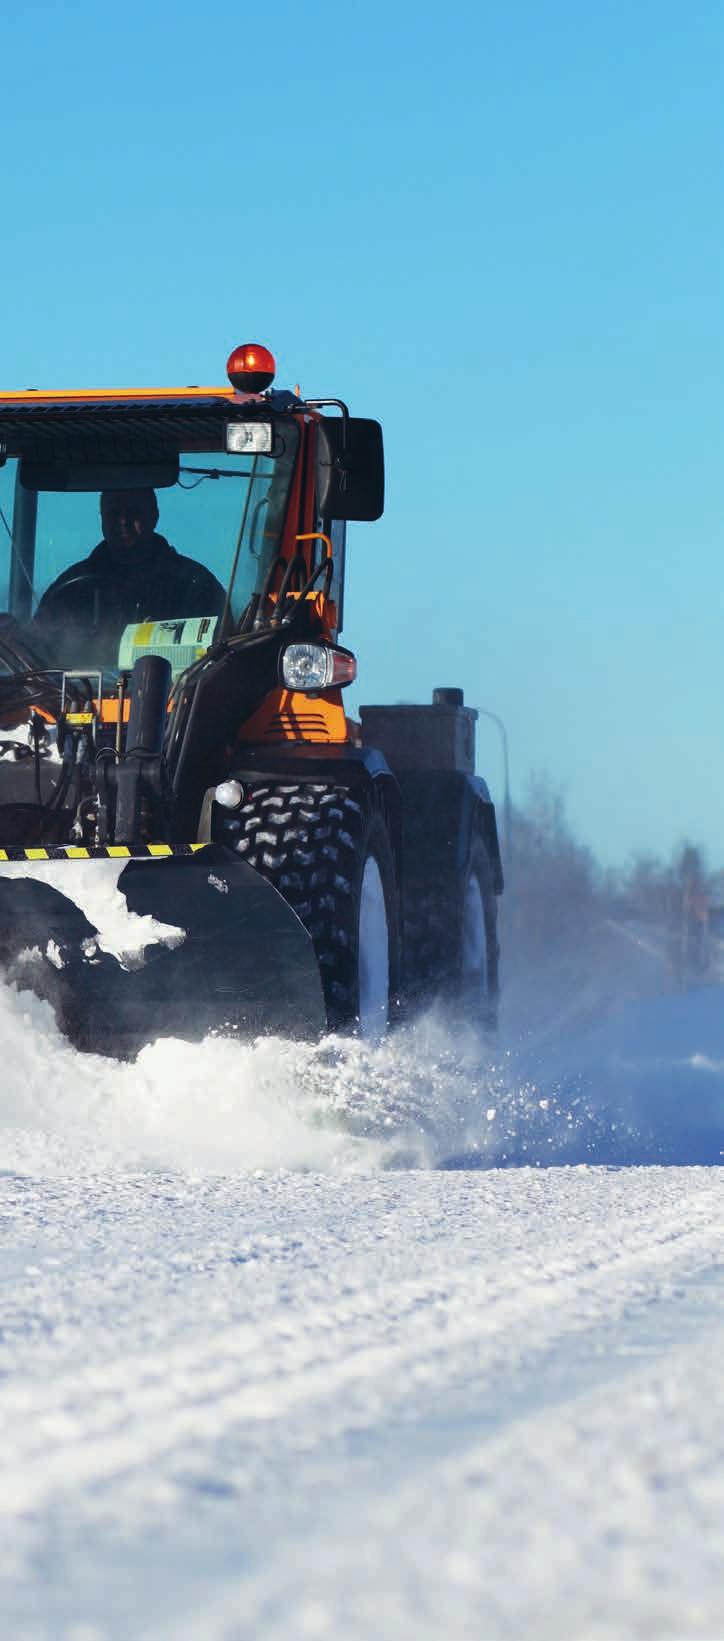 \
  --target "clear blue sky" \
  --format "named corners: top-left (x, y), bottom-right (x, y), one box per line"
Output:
top-left (3, 0), bottom-right (722, 866)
